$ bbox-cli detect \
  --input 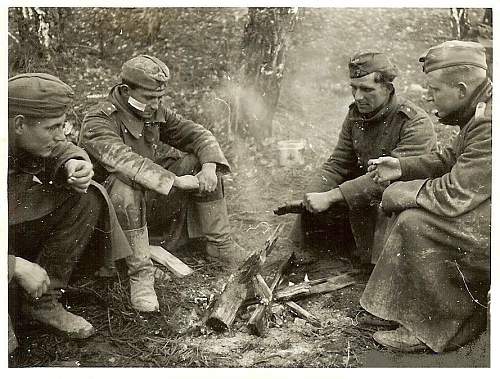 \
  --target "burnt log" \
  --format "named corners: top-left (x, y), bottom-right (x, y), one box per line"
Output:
top-left (285, 301), bottom-right (322, 327)
top-left (247, 250), bottom-right (293, 336)
top-left (274, 273), bottom-right (356, 301)
top-left (205, 224), bottom-right (283, 332)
